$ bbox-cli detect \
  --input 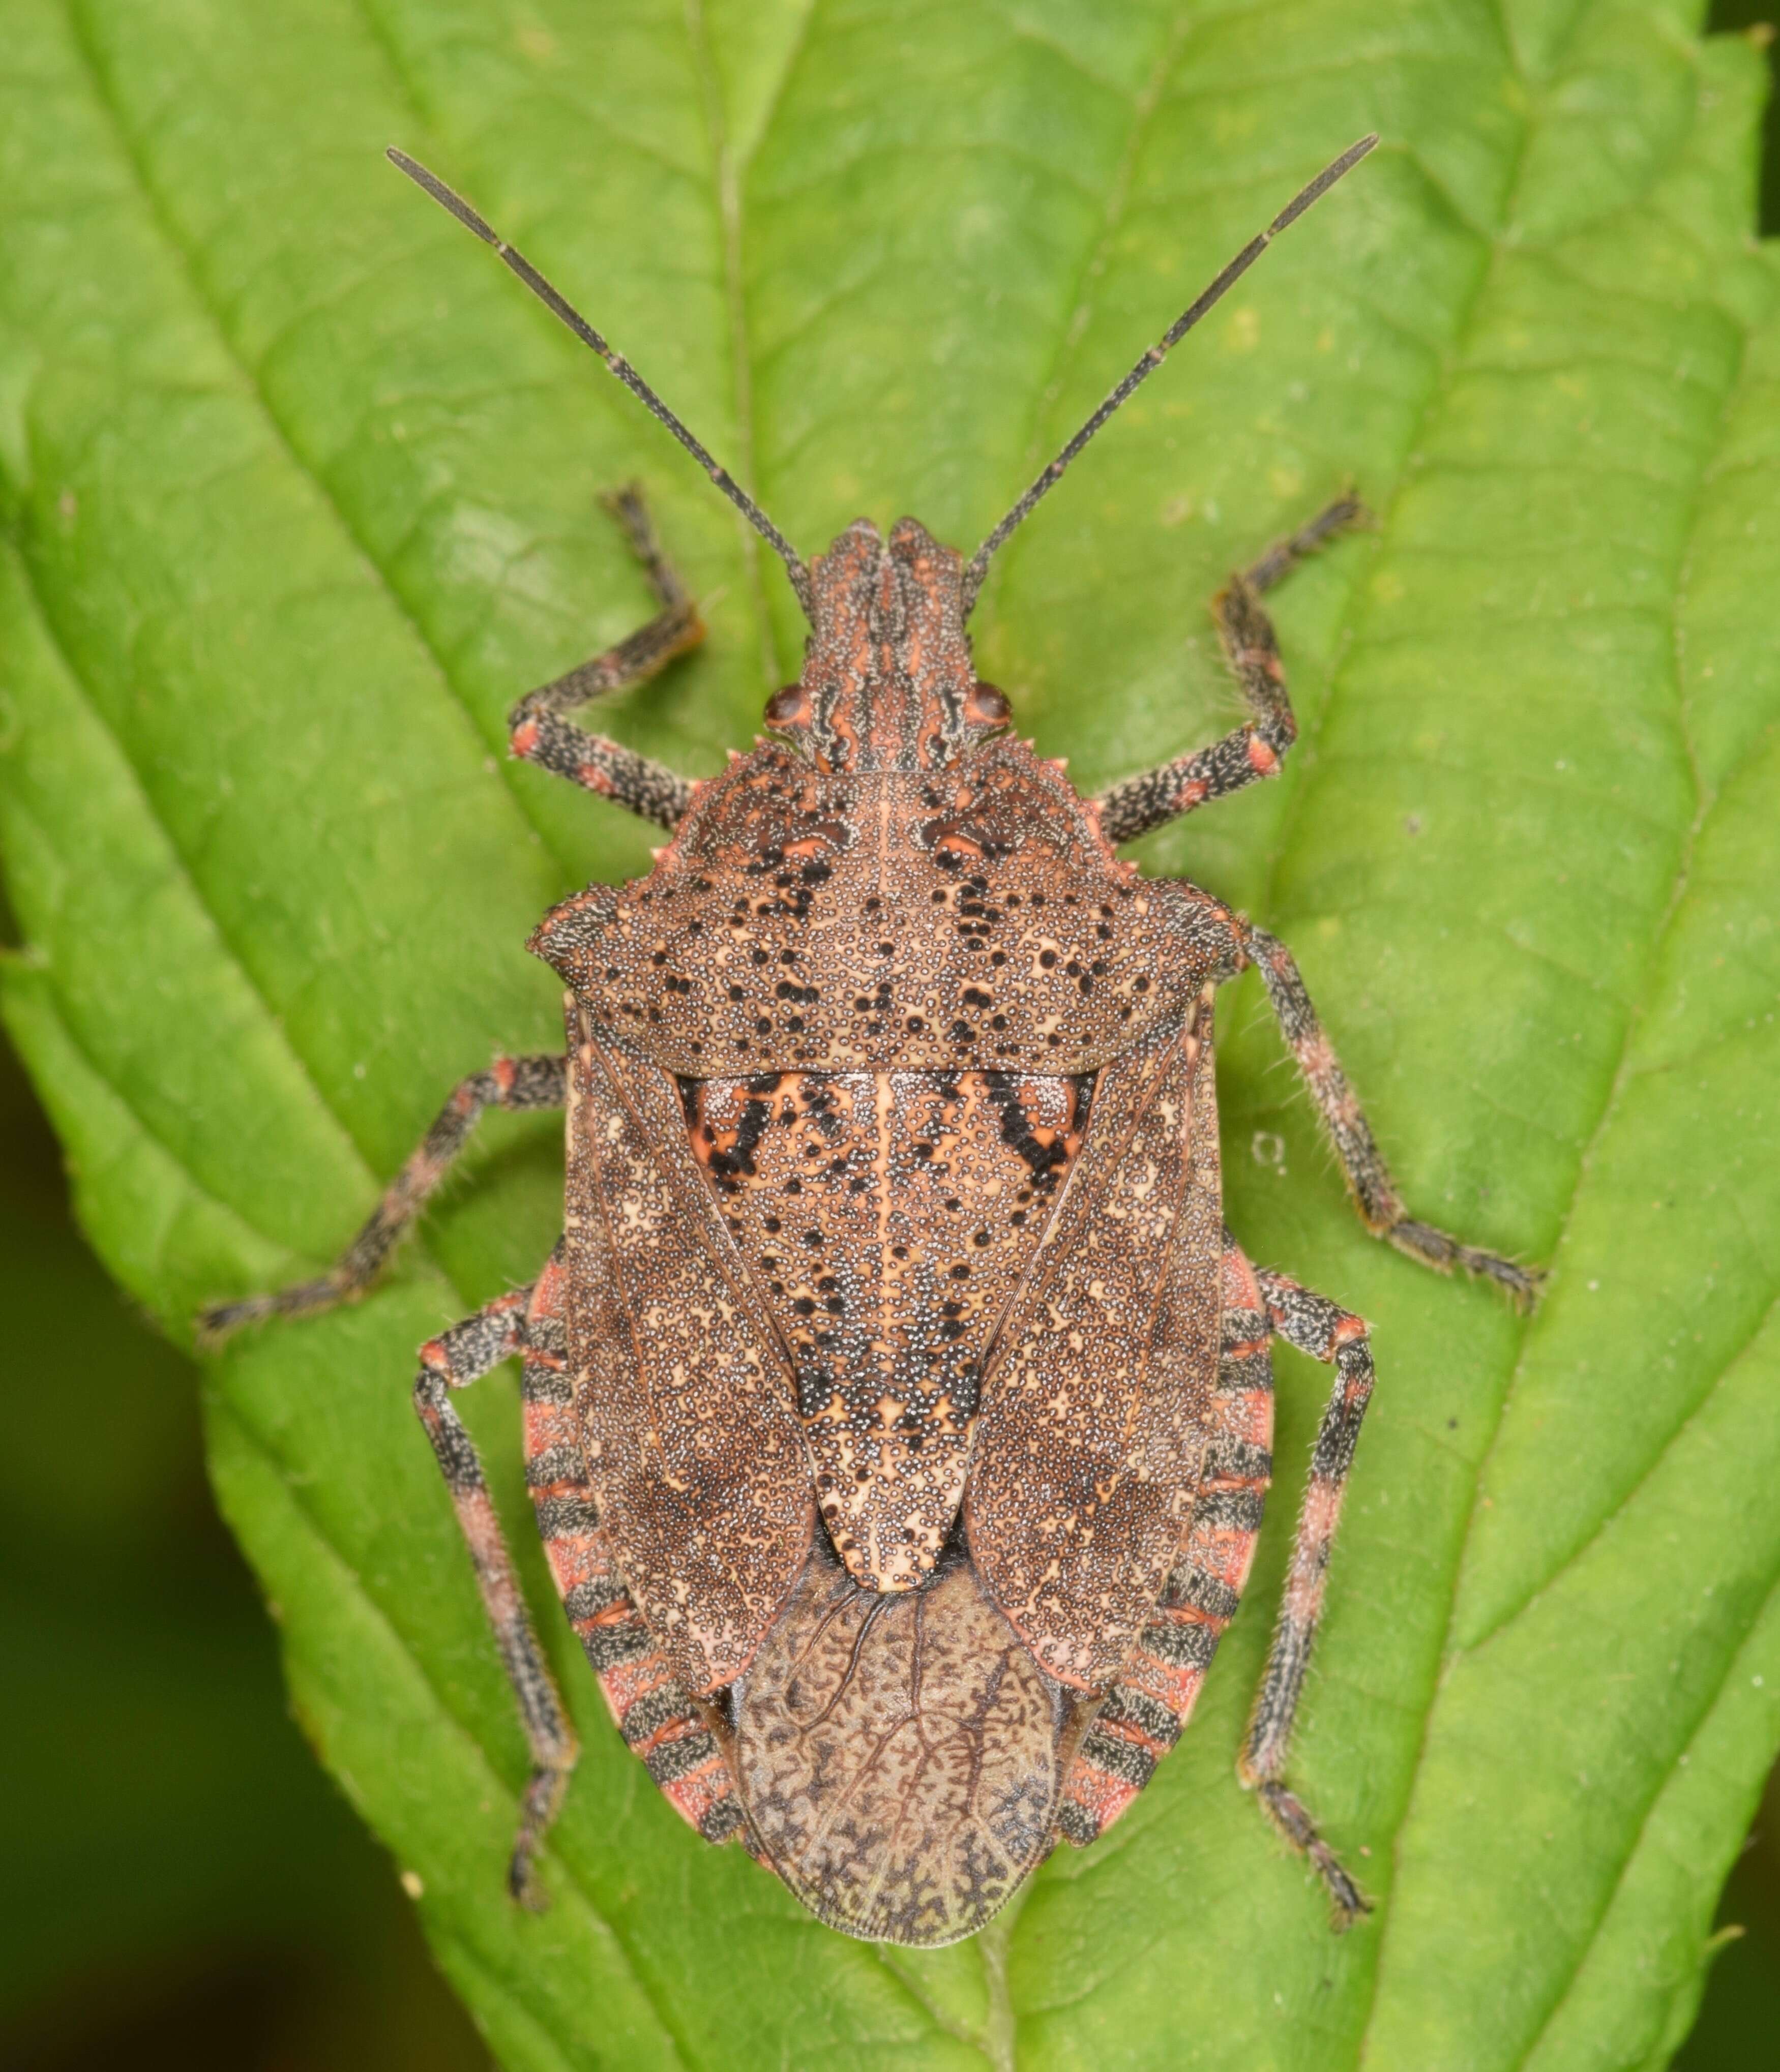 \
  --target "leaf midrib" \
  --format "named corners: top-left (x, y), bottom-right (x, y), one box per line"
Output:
top-left (33, 7), bottom-right (989, 2065)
